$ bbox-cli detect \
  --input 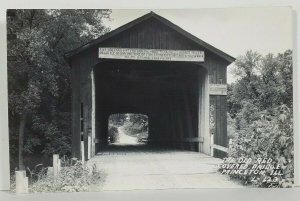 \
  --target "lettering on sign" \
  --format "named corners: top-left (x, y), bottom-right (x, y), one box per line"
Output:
top-left (98, 47), bottom-right (205, 62)
top-left (209, 84), bottom-right (227, 95)
top-left (209, 104), bottom-right (216, 135)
